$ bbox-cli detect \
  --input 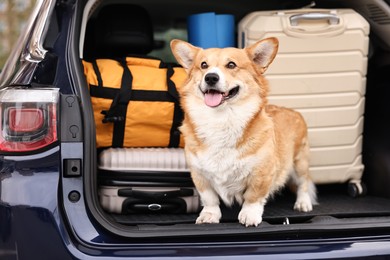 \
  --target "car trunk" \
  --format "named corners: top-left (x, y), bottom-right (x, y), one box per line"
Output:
top-left (76, 0), bottom-right (390, 240)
